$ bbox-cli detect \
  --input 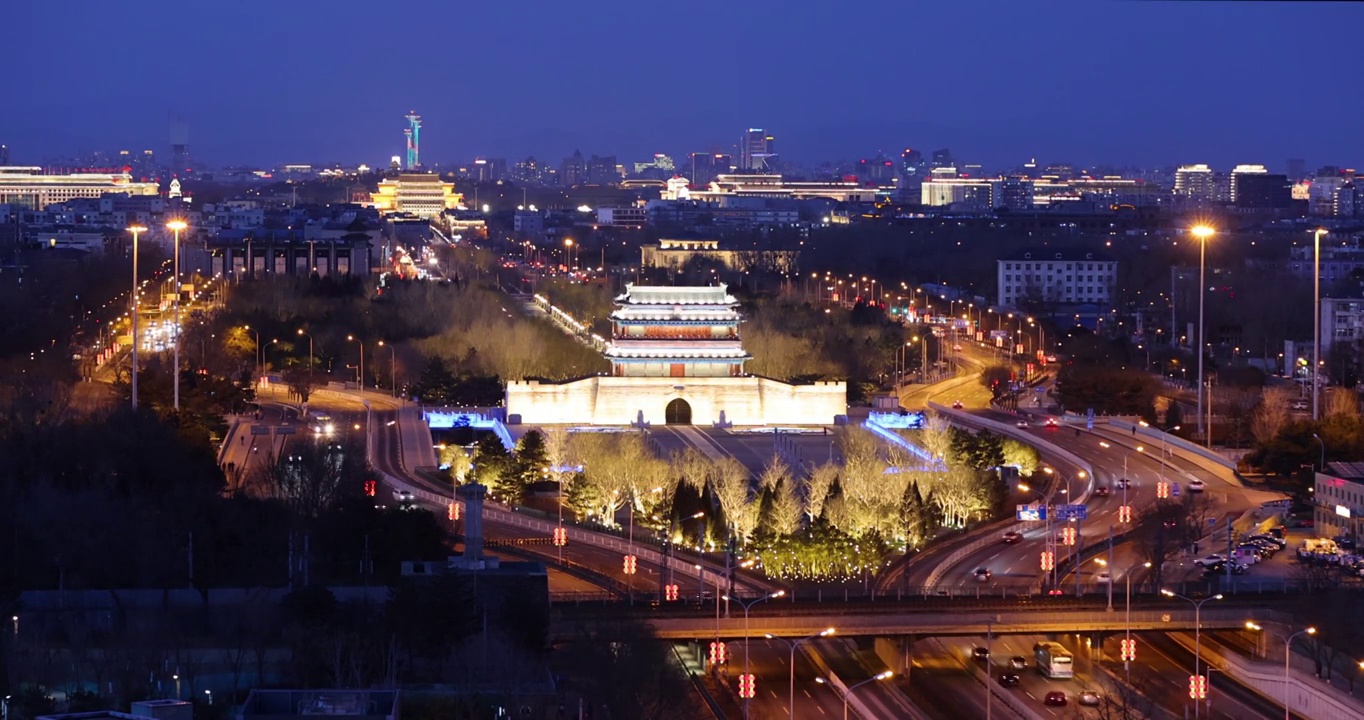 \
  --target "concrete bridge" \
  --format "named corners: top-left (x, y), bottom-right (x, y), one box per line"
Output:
top-left (555, 606), bottom-right (1292, 640)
